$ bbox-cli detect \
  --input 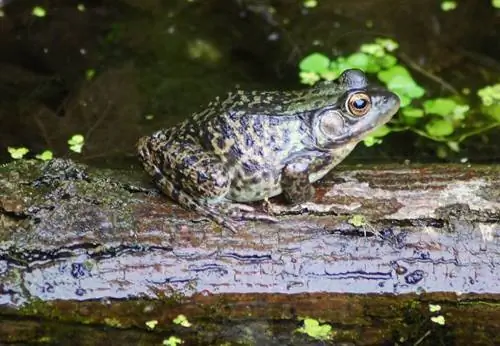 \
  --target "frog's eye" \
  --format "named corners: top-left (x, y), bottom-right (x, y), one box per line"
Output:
top-left (346, 92), bottom-right (371, 116)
